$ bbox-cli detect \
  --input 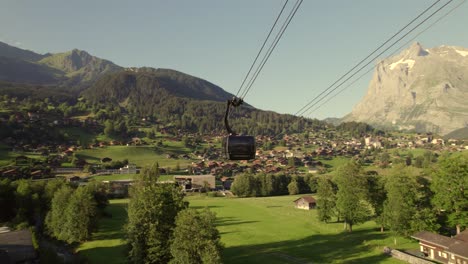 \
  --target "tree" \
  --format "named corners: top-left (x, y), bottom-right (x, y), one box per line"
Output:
top-left (257, 174), bottom-right (274, 196)
top-left (410, 208), bottom-right (440, 234)
top-left (127, 163), bottom-right (187, 263)
top-left (104, 120), bottom-right (114, 136)
top-left (287, 179), bottom-right (300, 195)
top-left (45, 185), bottom-right (73, 241)
top-left (63, 186), bottom-right (97, 243)
top-left (316, 177), bottom-right (336, 223)
top-left (334, 162), bottom-right (370, 232)
top-left (431, 154), bottom-right (468, 234)
top-left (231, 174), bottom-right (258, 197)
top-left (0, 179), bottom-right (16, 222)
top-left (378, 151), bottom-right (390, 168)
top-left (85, 180), bottom-right (109, 210)
top-left (169, 209), bottom-right (223, 264)
top-left (366, 174), bottom-right (387, 232)
top-left (306, 175), bottom-right (318, 193)
top-left (383, 166), bottom-right (419, 244)
top-left (13, 180), bottom-right (34, 225)
top-left (414, 156), bottom-right (424, 168)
